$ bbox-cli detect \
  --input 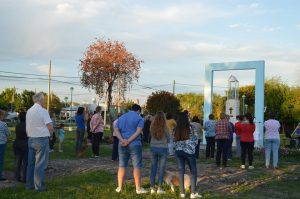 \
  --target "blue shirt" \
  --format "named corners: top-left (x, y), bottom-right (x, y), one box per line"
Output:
top-left (75, 114), bottom-right (85, 129)
top-left (204, 120), bottom-right (216, 137)
top-left (116, 111), bottom-right (144, 147)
